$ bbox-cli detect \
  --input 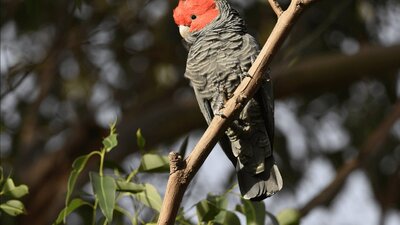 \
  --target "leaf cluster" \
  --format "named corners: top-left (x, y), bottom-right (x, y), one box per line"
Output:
top-left (54, 122), bottom-right (166, 225)
top-left (0, 168), bottom-right (29, 217)
top-left (53, 123), bottom-right (300, 225)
